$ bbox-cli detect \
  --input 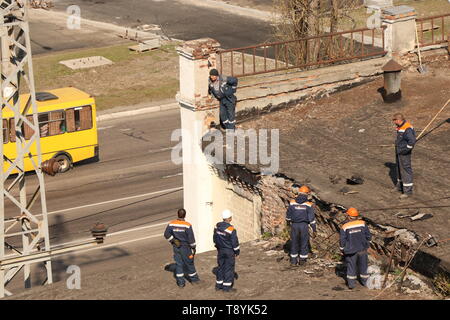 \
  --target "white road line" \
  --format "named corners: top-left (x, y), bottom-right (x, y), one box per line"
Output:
top-left (162, 173), bottom-right (183, 179)
top-left (107, 221), bottom-right (169, 237)
top-left (148, 147), bottom-right (173, 153)
top-left (55, 234), bottom-right (162, 258)
top-left (47, 186), bottom-right (183, 216)
top-left (52, 221), bottom-right (169, 249)
top-left (98, 126), bottom-right (114, 130)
